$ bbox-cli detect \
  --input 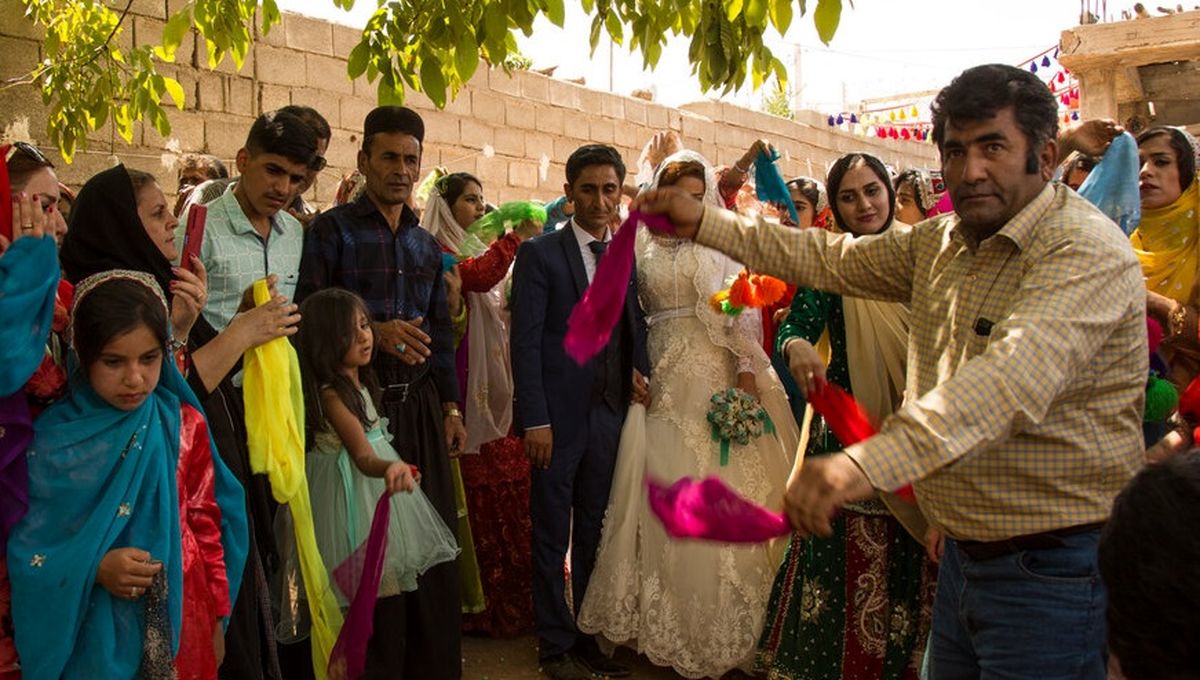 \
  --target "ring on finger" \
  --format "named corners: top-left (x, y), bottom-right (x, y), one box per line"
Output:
top-left (395, 342), bottom-right (407, 354)
top-left (20, 224), bottom-right (33, 231)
